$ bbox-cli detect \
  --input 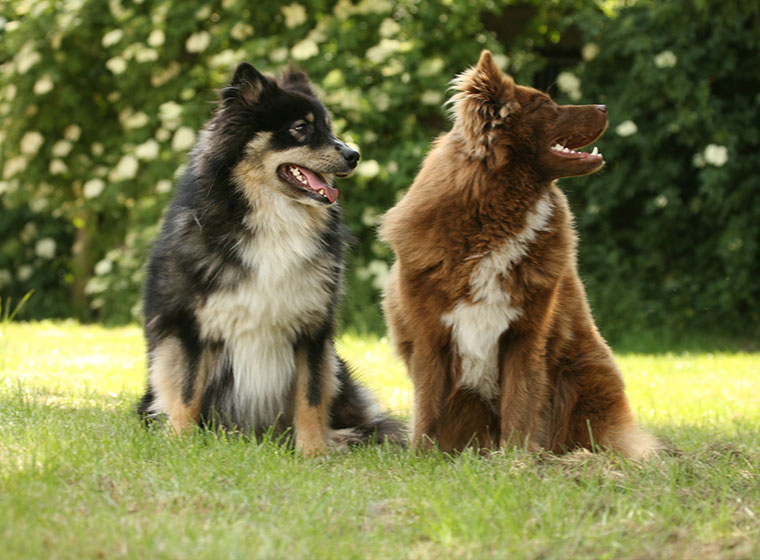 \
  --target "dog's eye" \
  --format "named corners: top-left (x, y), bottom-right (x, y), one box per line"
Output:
top-left (292, 122), bottom-right (308, 134)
